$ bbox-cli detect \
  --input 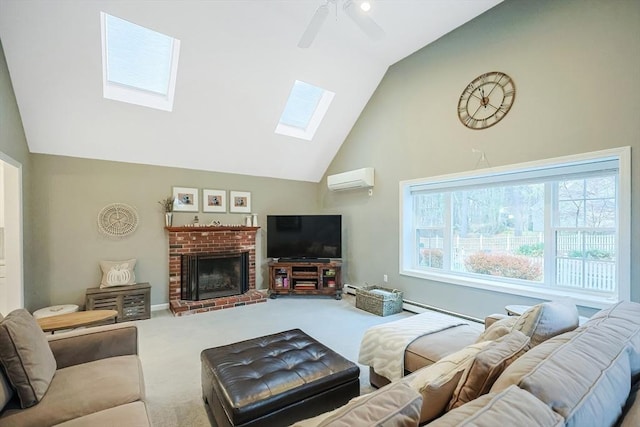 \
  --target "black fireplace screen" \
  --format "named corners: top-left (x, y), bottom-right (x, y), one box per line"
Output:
top-left (181, 252), bottom-right (249, 301)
